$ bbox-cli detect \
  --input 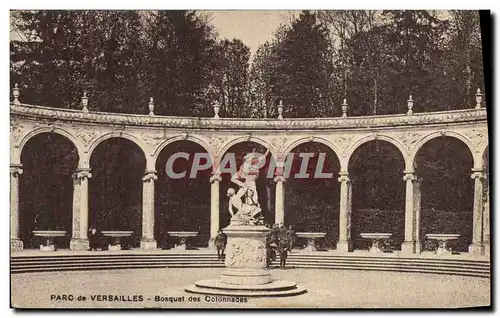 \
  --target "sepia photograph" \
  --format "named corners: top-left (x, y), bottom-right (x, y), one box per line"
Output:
top-left (8, 8), bottom-right (491, 309)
